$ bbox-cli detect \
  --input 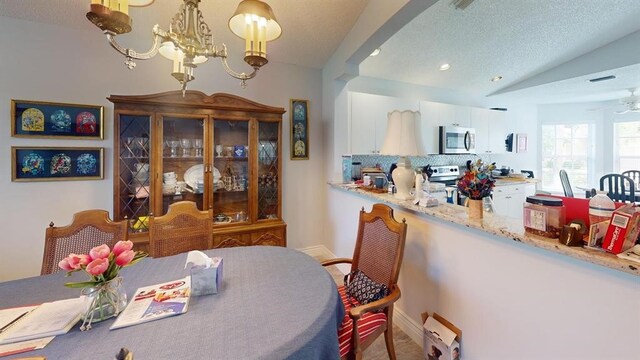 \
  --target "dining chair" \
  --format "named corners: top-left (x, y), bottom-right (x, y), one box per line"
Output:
top-left (42, 210), bottom-right (128, 275)
top-left (599, 174), bottom-right (636, 203)
top-left (621, 170), bottom-right (640, 185)
top-left (149, 201), bottom-right (213, 257)
top-left (559, 169), bottom-right (574, 197)
top-left (322, 203), bottom-right (407, 360)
